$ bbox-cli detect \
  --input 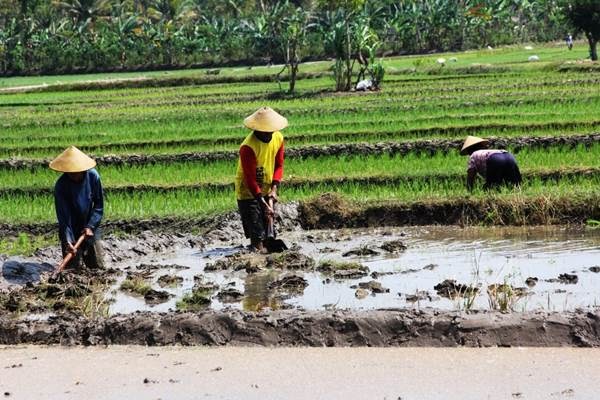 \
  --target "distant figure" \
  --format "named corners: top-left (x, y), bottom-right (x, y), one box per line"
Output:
top-left (50, 146), bottom-right (104, 270)
top-left (565, 34), bottom-right (574, 50)
top-left (356, 79), bottom-right (373, 91)
top-left (460, 136), bottom-right (522, 191)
